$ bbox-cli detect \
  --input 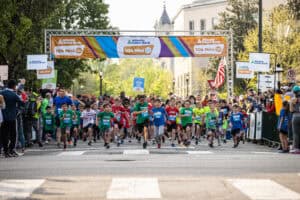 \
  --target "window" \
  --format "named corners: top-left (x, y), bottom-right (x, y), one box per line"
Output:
top-left (211, 17), bottom-right (218, 29)
top-left (200, 19), bottom-right (206, 31)
top-left (189, 20), bottom-right (194, 35)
